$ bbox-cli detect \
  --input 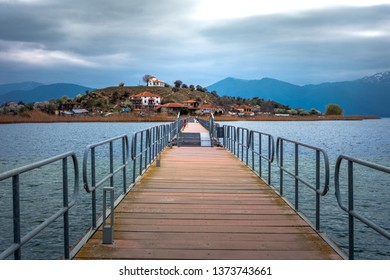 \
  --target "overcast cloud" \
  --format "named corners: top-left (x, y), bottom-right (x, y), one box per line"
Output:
top-left (0, 0), bottom-right (389, 87)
